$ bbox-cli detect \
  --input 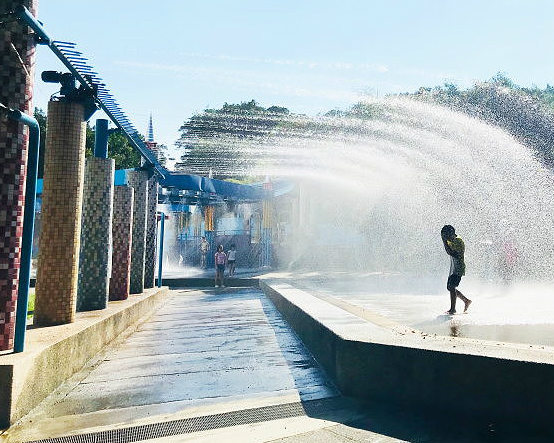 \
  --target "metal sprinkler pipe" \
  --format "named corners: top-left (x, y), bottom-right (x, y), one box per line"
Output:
top-left (0, 104), bottom-right (40, 353)
top-left (157, 212), bottom-right (165, 288)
